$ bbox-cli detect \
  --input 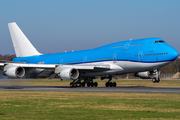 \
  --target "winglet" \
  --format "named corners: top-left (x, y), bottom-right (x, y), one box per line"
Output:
top-left (8, 22), bottom-right (42, 57)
